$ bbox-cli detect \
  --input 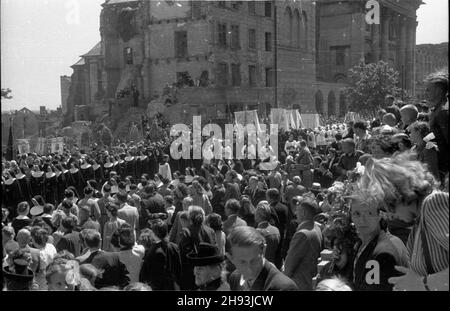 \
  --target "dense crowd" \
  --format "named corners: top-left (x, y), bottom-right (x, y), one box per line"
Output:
top-left (2, 70), bottom-right (448, 291)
